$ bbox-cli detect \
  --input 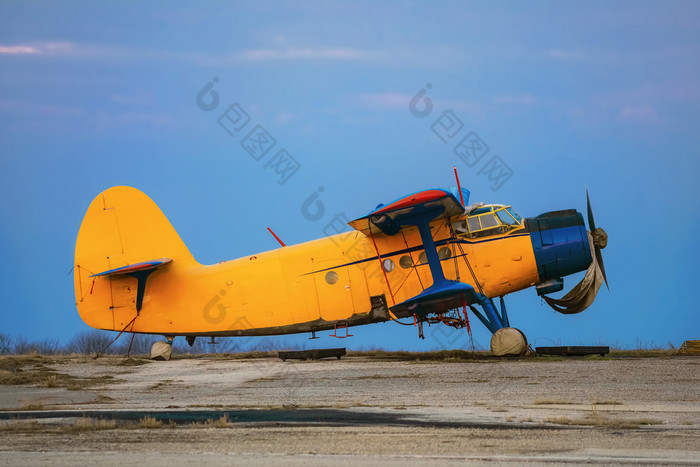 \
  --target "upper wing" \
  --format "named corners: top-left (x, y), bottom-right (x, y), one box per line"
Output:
top-left (348, 188), bottom-right (478, 318)
top-left (348, 189), bottom-right (466, 236)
